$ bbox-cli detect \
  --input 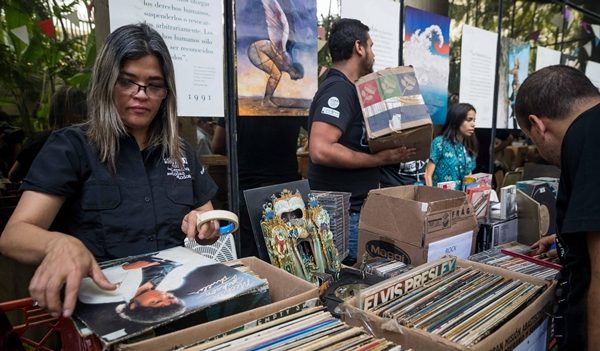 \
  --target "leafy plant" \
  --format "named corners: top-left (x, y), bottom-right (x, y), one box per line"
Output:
top-left (0, 0), bottom-right (94, 135)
